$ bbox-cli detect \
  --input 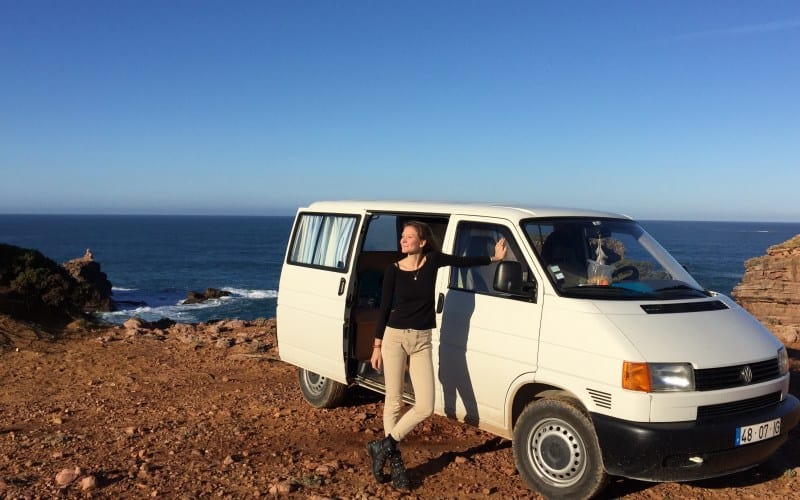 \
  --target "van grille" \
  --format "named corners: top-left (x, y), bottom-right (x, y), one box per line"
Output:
top-left (694, 358), bottom-right (780, 391)
top-left (696, 392), bottom-right (781, 421)
top-left (587, 388), bottom-right (612, 409)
